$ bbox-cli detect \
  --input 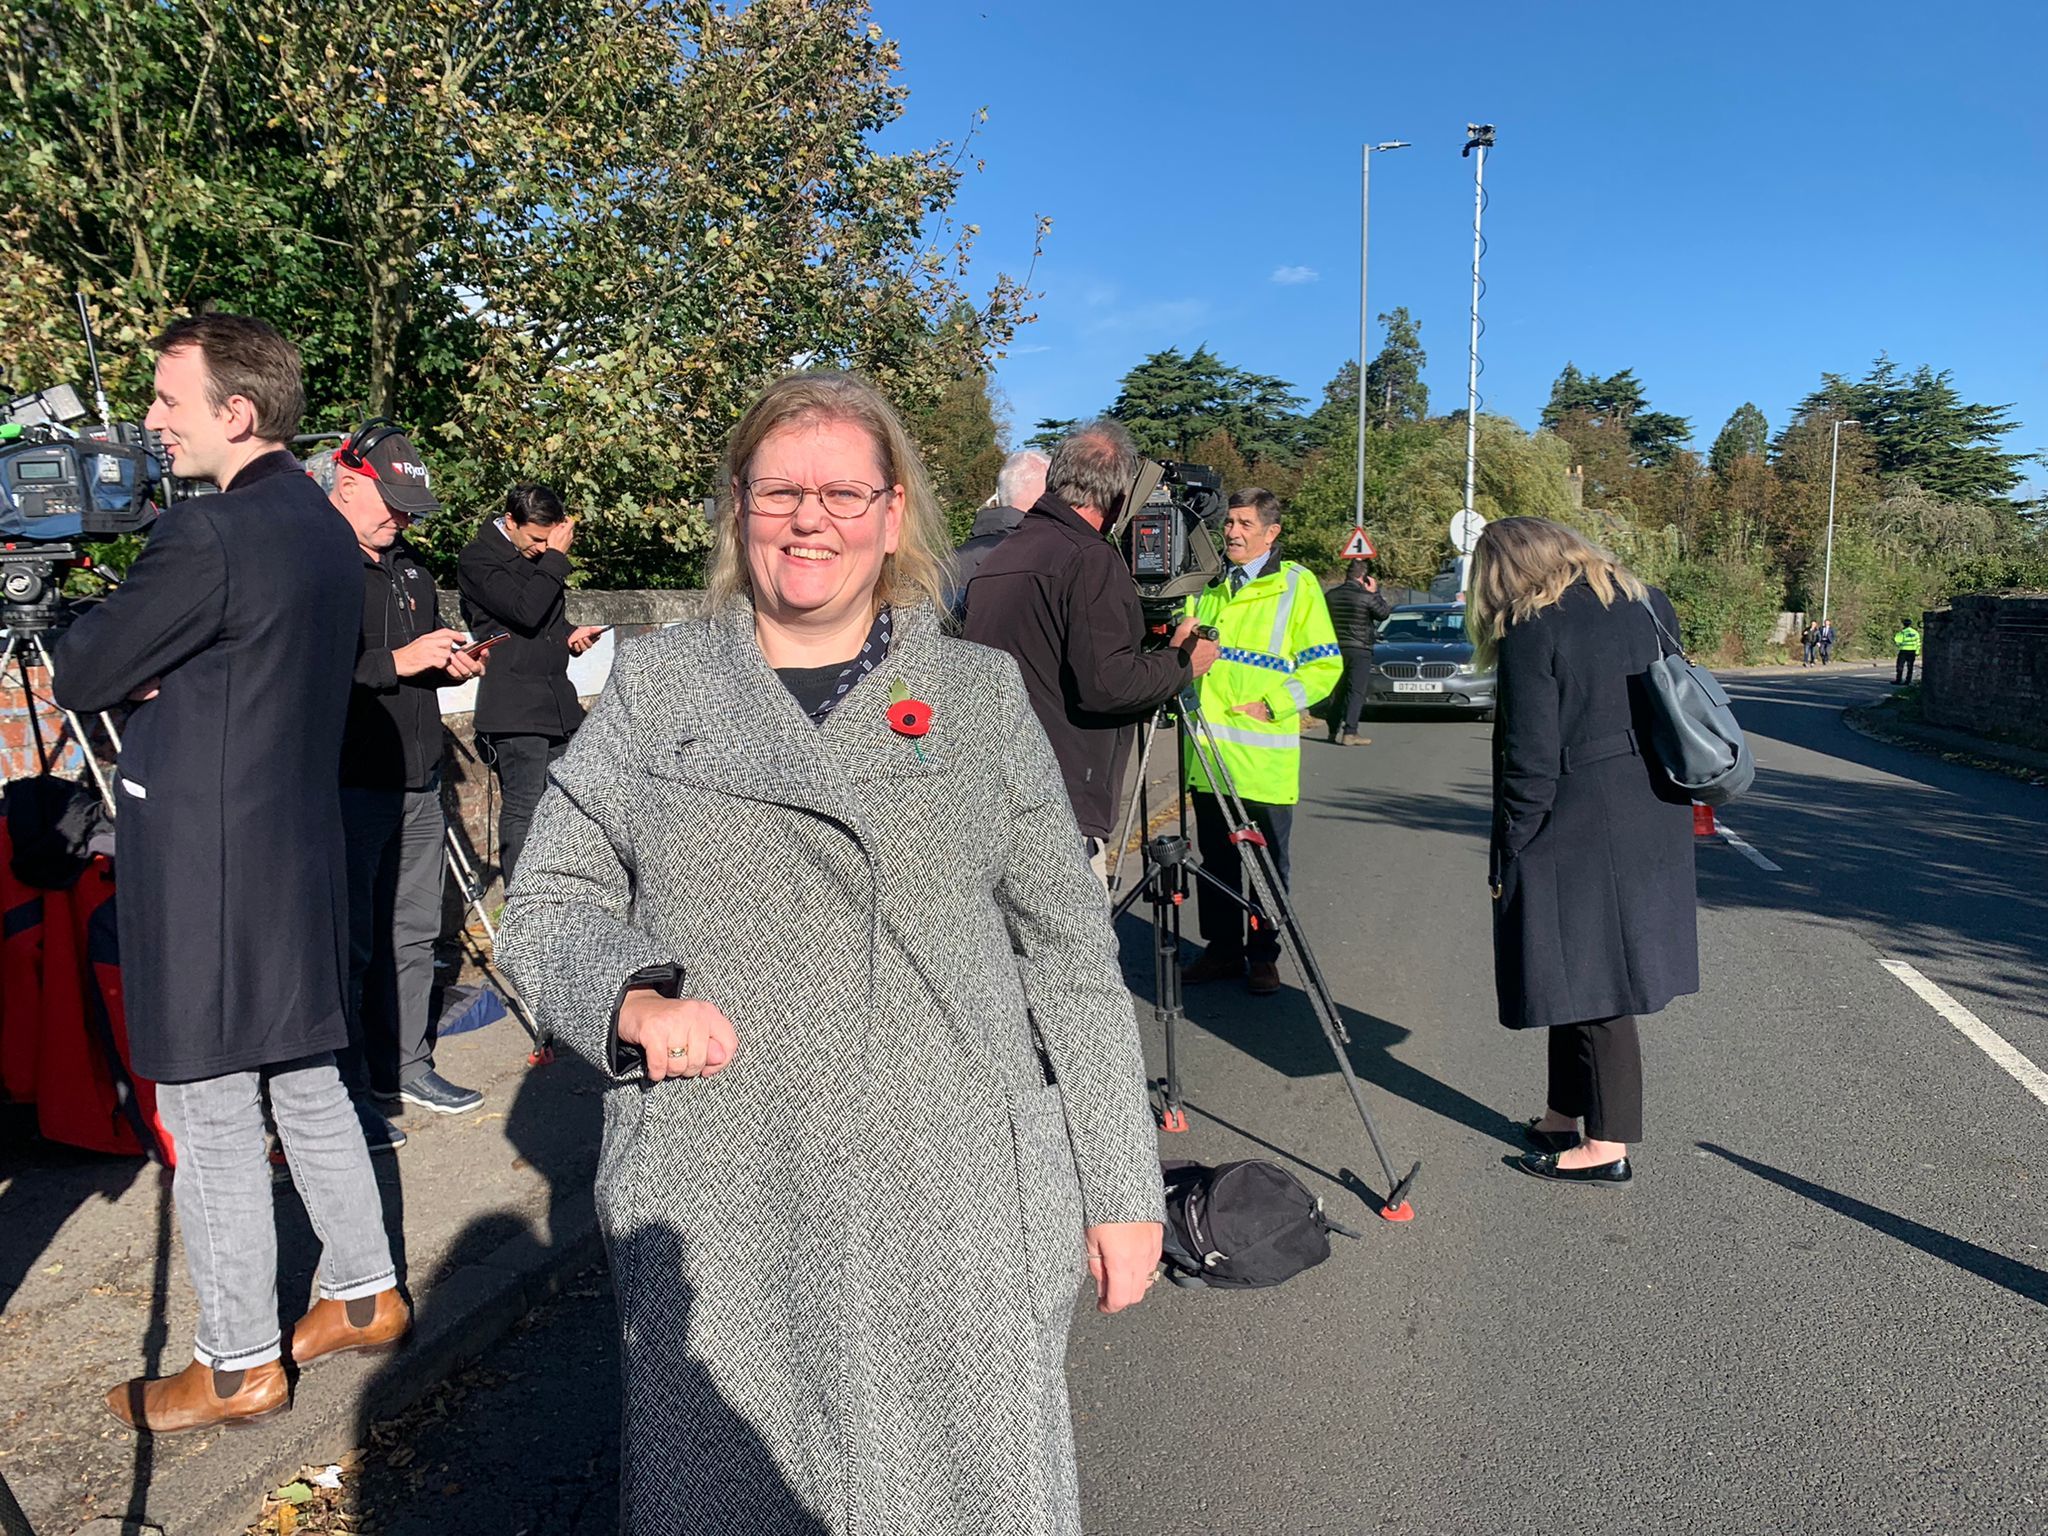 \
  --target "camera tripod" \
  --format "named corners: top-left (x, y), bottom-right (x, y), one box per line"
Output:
top-left (439, 734), bottom-right (554, 1066)
top-left (1108, 688), bottom-right (1420, 1222)
top-left (0, 620), bottom-right (124, 817)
